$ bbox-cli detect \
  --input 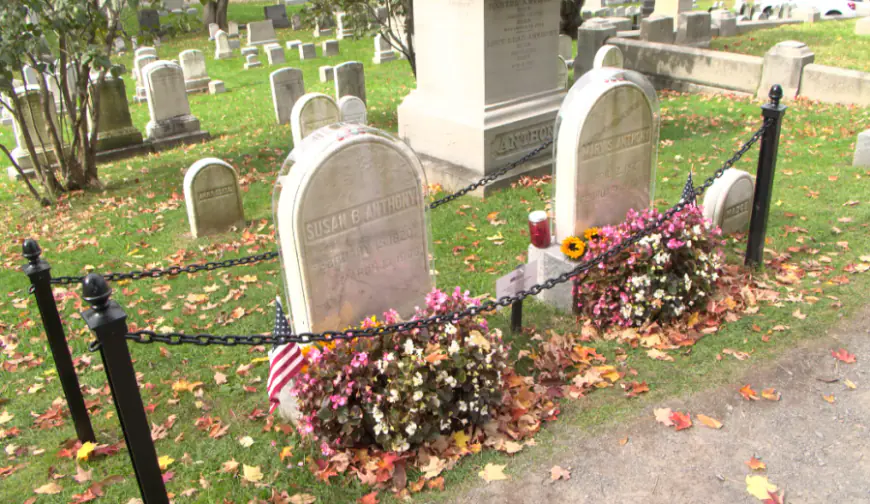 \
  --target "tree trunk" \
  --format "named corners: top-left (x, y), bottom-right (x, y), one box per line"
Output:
top-left (202, 0), bottom-right (229, 31)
